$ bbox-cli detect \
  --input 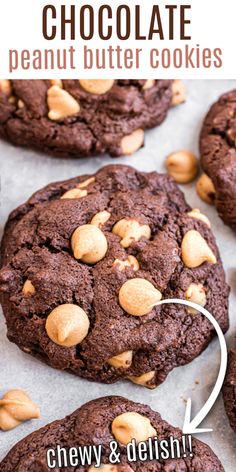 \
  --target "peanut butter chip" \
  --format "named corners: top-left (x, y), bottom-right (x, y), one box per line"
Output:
top-left (187, 209), bottom-right (211, 227)
top-left (112, 412), bottom-right (157, 445)
top-left (8, 96), bottom-right (16, 104)
top-left (128, 371), bottom-right (156, 388)
top-left (0, 79), bottom-right (11, 95)
top-left (108, 350), bottom-right (133, 369)
top-left (113, 218), bottom-right (151, 248)
top-left (47, 85), bottom-right (80, 120)
top-left (181, 230), bottom-right (217, 268)
top-left (90, 210), bottom-right (111, 228)
top-left (71, 224), bottom-right (108, 264)
top-left (88, 465), bottom-right (119, 472)
top-left (186, 283), bottom-right (207, 315)
top-left (113, 256), bottom-right (139, 272)
top-left (50, 79), bottom-right (63, 88)
top-left (143, 79), bottom-right (155, 90)
top-left (0, 390), bottom-right (40, 431)
top-left (22, 280), bottom-right (35, 295)
top-left (171, 80), bottom-right (186, 106)
top-left (78, 177), bottom-right (96, 189)
top-left (121, 129), bottom-right (144, 155)
top-left (166, 150), bottom-right (198, 184)
top-left (119, 278), bottom-right (162, 316)
top-left (196, 174), bottom-right (216, 204)
top-left (18, 99), bottom-right (24, 109)
top-left (79, 79), bottom-right (115, 95)
top-left (46, 304), bottom-right (90, 347)
top-left (61, 188), bottom-right (87, 199)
